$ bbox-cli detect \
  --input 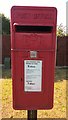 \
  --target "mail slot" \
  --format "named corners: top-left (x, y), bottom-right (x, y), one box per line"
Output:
top-left (11, 6), bottom-right (57, 110)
